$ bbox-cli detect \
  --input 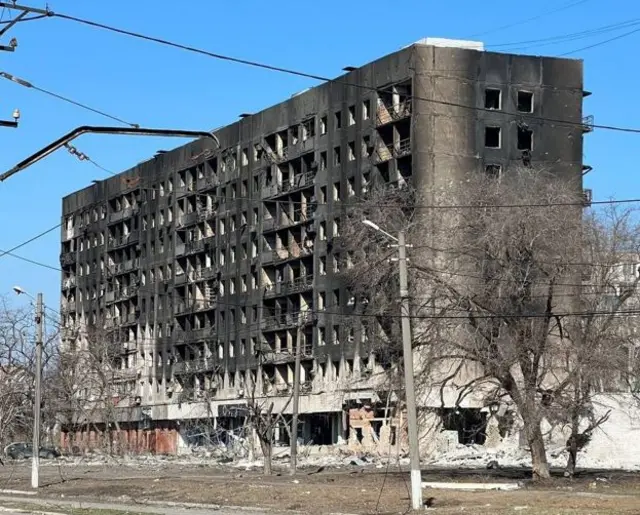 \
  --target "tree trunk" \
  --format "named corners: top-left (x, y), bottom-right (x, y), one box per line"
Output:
top-left (526, 422), bottom-right (551, 480)
top-left (260, 434), bottom-right (272, 475)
